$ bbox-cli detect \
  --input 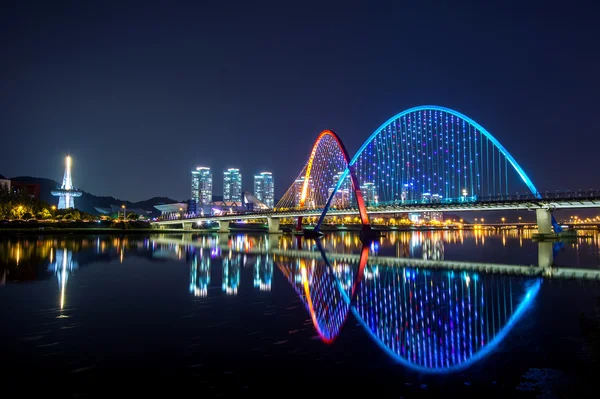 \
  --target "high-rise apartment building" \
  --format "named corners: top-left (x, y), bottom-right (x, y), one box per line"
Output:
top-left (360, 182), bottom-right (378, 206)
top-left (294, 176), bottom-right (313, 207)
top-left (223, 168), bottom-right (242, 202)
top-left (254, 172), bottom-right (274, 208)
top-left (327, 171), bottom-right (352, 208)
top-left (191, 167), bottom-right (212, 208)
